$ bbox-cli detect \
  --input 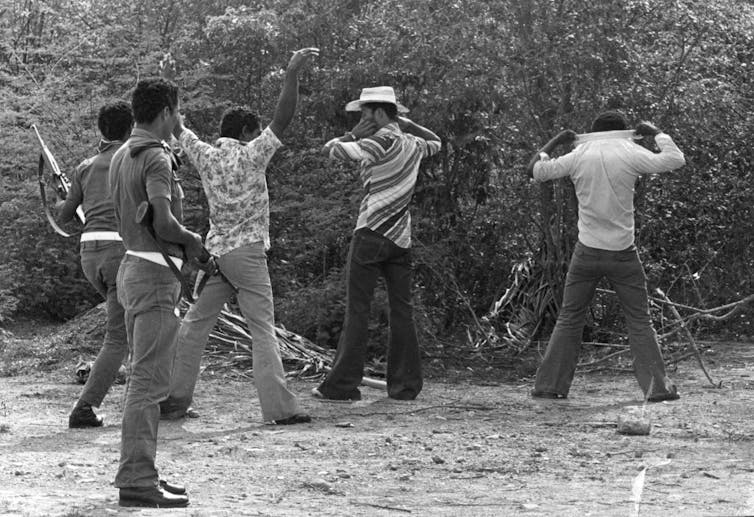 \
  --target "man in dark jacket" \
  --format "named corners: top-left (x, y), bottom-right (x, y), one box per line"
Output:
top-left (59, 101), bottom-right (132, 429)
